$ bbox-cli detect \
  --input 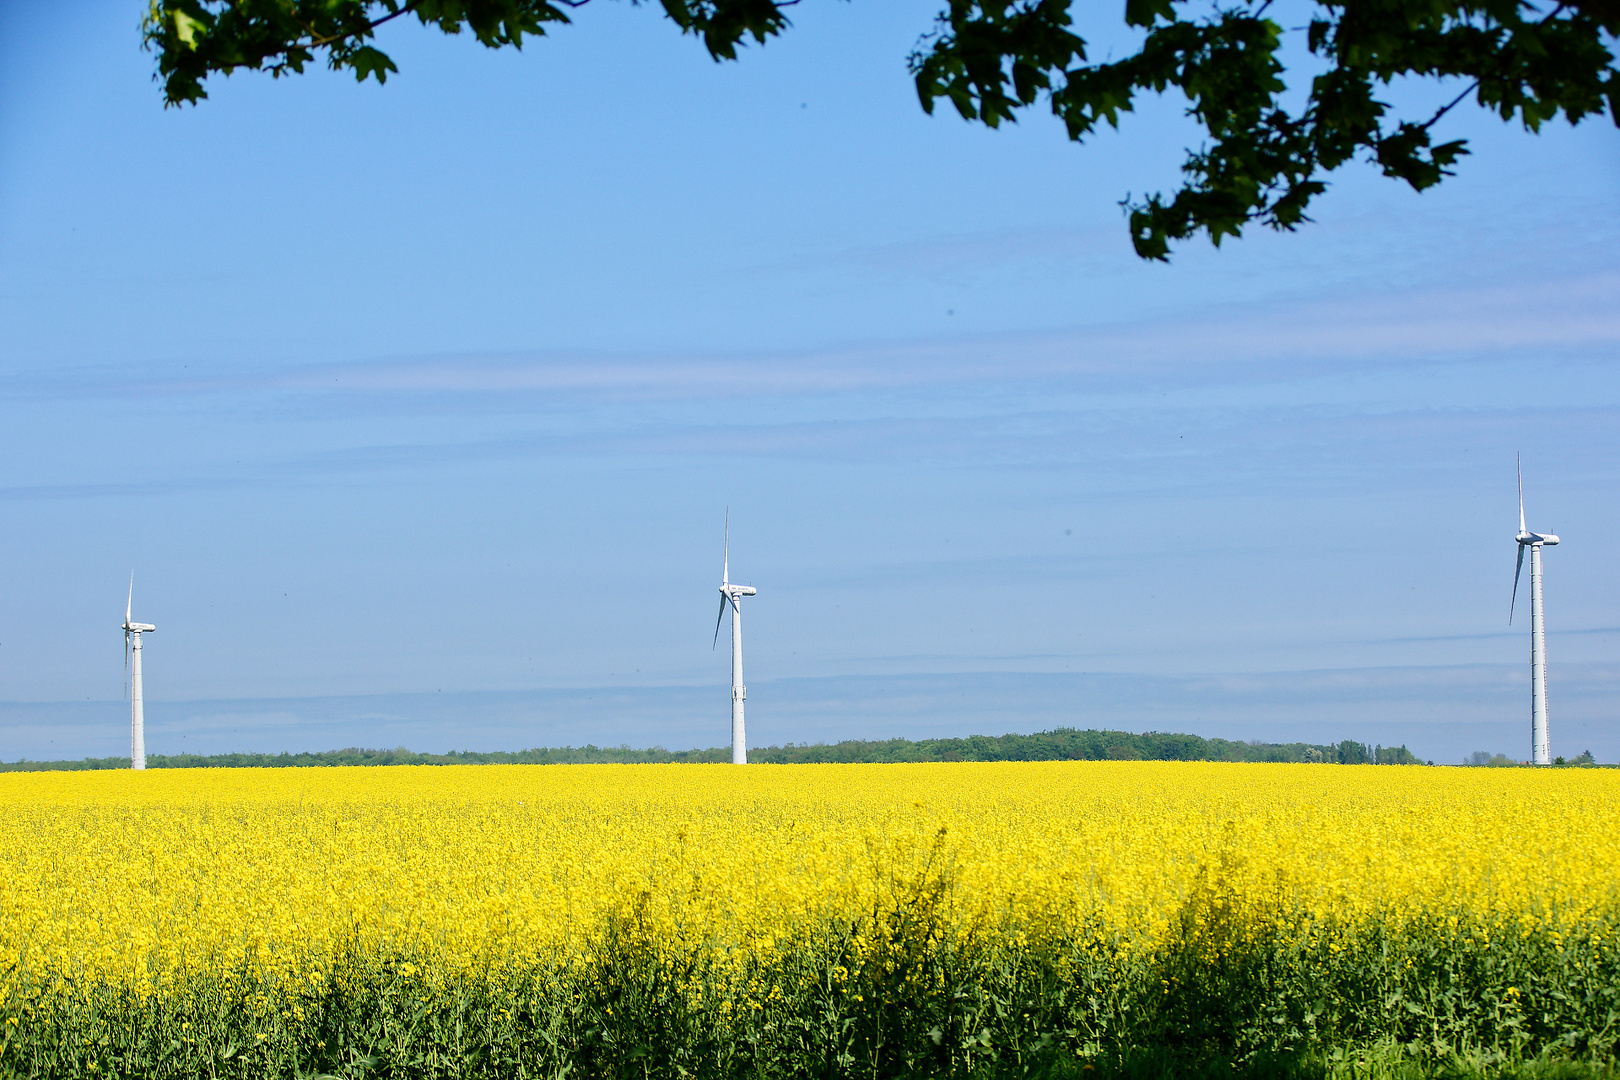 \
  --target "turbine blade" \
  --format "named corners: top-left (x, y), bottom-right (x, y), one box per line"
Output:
top-left (124, 629), bottom-right (131, 699)
top-left (1510, 543), bottom-right (1524, 624)
top-left (126, 573), bottom-right (133, 625)
top-left (1518, 454), bottom-right (1526, 535)
top-left (723, 509), bottom-right (729, 586)
top-left (713, 595), bottom-right (727, 649)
